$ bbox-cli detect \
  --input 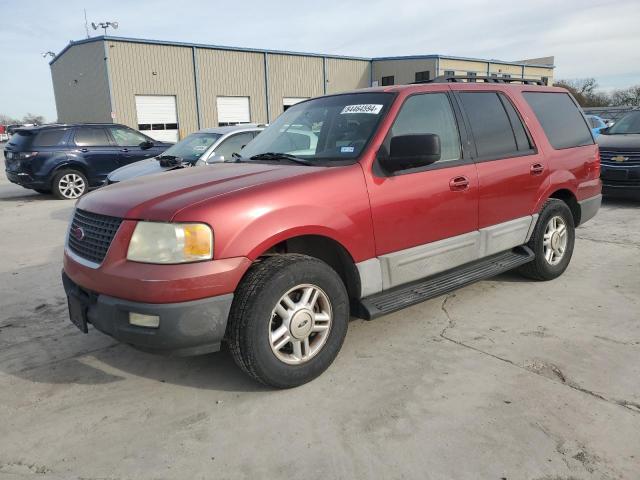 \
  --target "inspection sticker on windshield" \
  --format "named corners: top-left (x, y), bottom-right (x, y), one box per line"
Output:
top-left (340, 104), bottom-right (383, 115)
top-left (340, 146), bottom-right (355, 153)
top-left (193, 146), bottom-right (207, 151)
